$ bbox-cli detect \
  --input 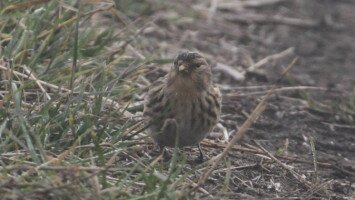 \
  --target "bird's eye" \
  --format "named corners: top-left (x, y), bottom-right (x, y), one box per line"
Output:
top-left (192, 63), bottom-right (200, 68)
